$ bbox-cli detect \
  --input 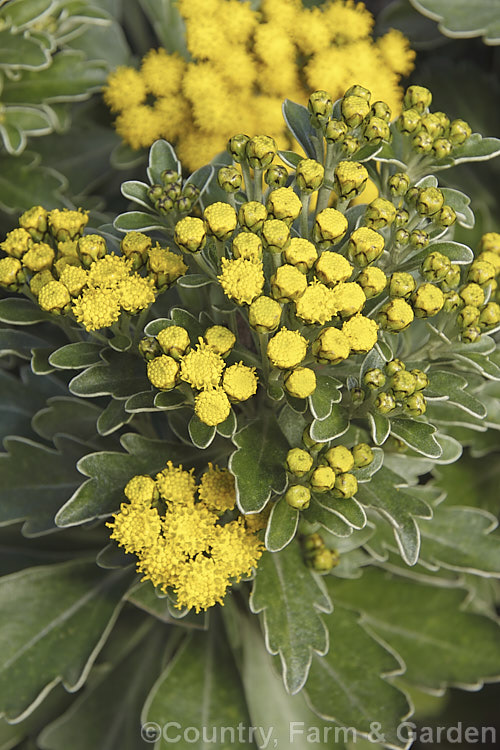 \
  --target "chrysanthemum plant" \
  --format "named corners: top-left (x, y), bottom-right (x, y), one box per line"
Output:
top-left (1, 85), bottom-right (500, 748)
